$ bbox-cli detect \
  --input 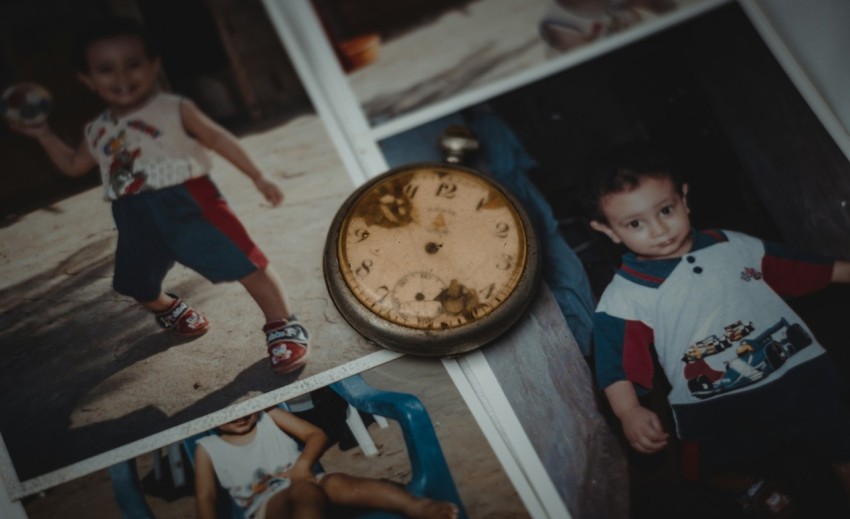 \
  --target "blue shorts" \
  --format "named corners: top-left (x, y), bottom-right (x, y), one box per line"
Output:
top-left (111, 176), bottom-right (268, 301)
top-left (675, 354), bottom-right (850, 480)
